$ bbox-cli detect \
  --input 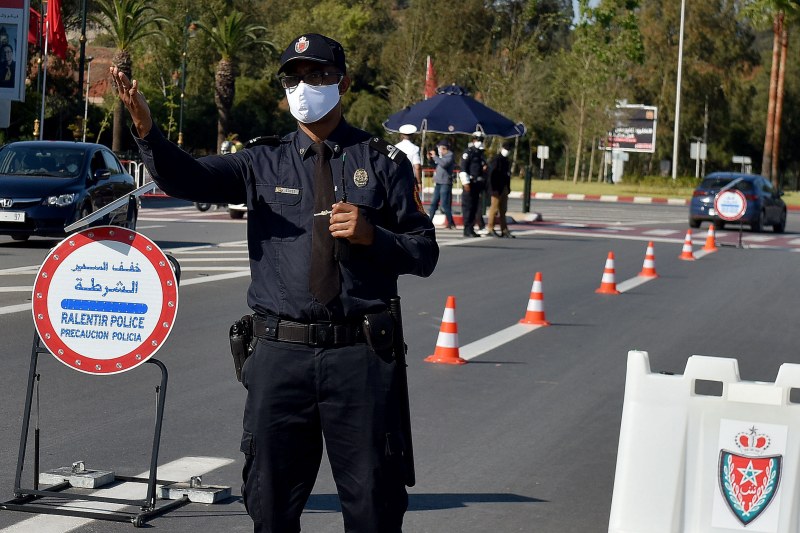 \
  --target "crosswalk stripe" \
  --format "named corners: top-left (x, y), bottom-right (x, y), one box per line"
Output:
top-left (0, 456), bottom-right (234, 533)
